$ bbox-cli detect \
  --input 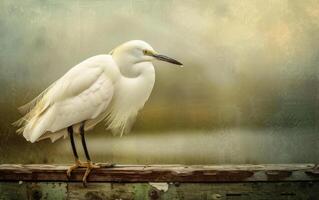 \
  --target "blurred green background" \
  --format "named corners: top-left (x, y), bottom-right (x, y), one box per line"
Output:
top-left (0, 0), bottom-right (318, 164)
